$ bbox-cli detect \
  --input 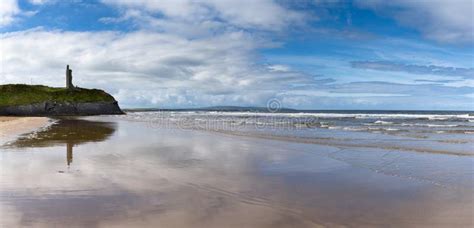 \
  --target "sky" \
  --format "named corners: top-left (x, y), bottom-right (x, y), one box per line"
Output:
top-left (0, 0), bottom-right (473, 110)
